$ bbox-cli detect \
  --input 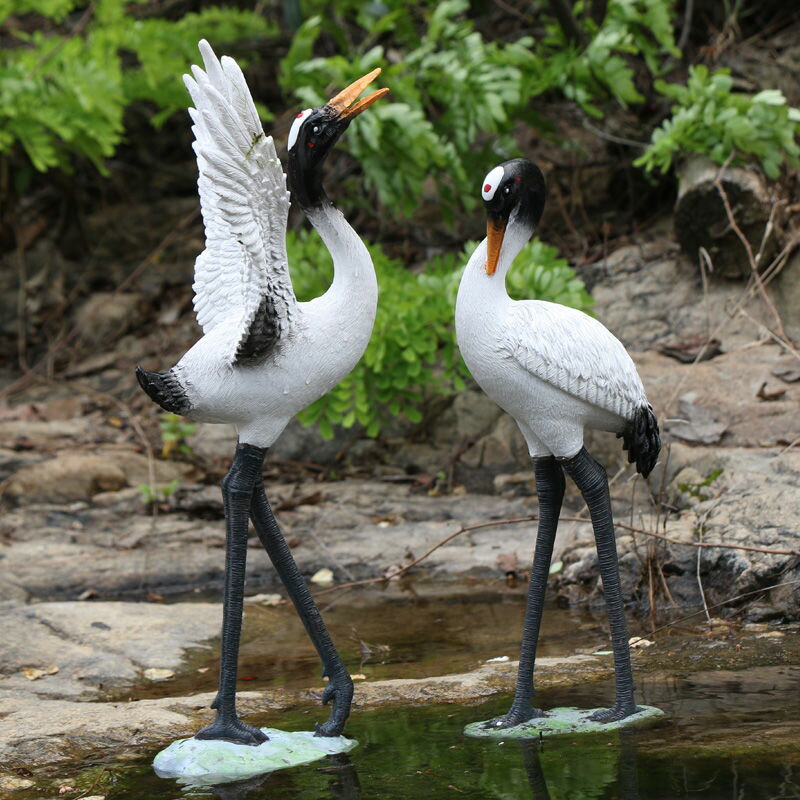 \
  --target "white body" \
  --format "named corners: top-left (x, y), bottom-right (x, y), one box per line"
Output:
top-left (172, 42), bottom-right (377, 447)
top-left (177, 204), bottom-right (376, 446)
top-left (455, 215), bottom-right (648, 460)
